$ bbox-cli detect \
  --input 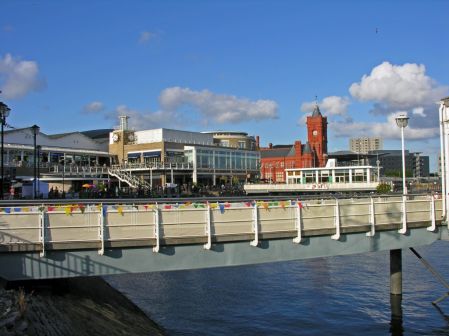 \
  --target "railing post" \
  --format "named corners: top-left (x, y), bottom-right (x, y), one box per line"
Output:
top-left (39, 205), bottom-right (46, 257)
top-left (204, 202), bottom-right (212, 250)
top-left (366, 197), bottom-right (375, 237)
top-left (427, 195), bottom-right (436, 232)
top-left (398, 195), bottom-right (407, 234)
top-left (98, 203), bottom-right (105, 255)
top-left (331, 198), bottom-right (340, 240)
top-left (250, 201), bottom-right (259, 246)
top-left (293, 199), bottom-right (302, 244)
top-left (153, 203), bottom-right (160, 253)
